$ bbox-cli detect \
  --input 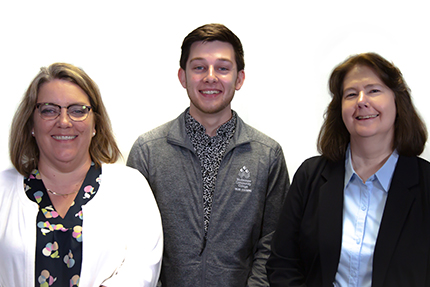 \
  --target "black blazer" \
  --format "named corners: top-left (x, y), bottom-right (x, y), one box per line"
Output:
top-left (267, 155), bottom-right (430, 287)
